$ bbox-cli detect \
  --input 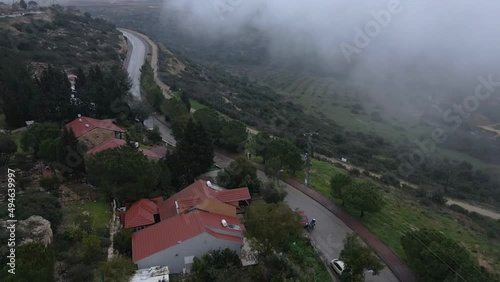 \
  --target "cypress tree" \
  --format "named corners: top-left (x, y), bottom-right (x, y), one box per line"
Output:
top-left (168, 119), bottom-right (214, 188)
